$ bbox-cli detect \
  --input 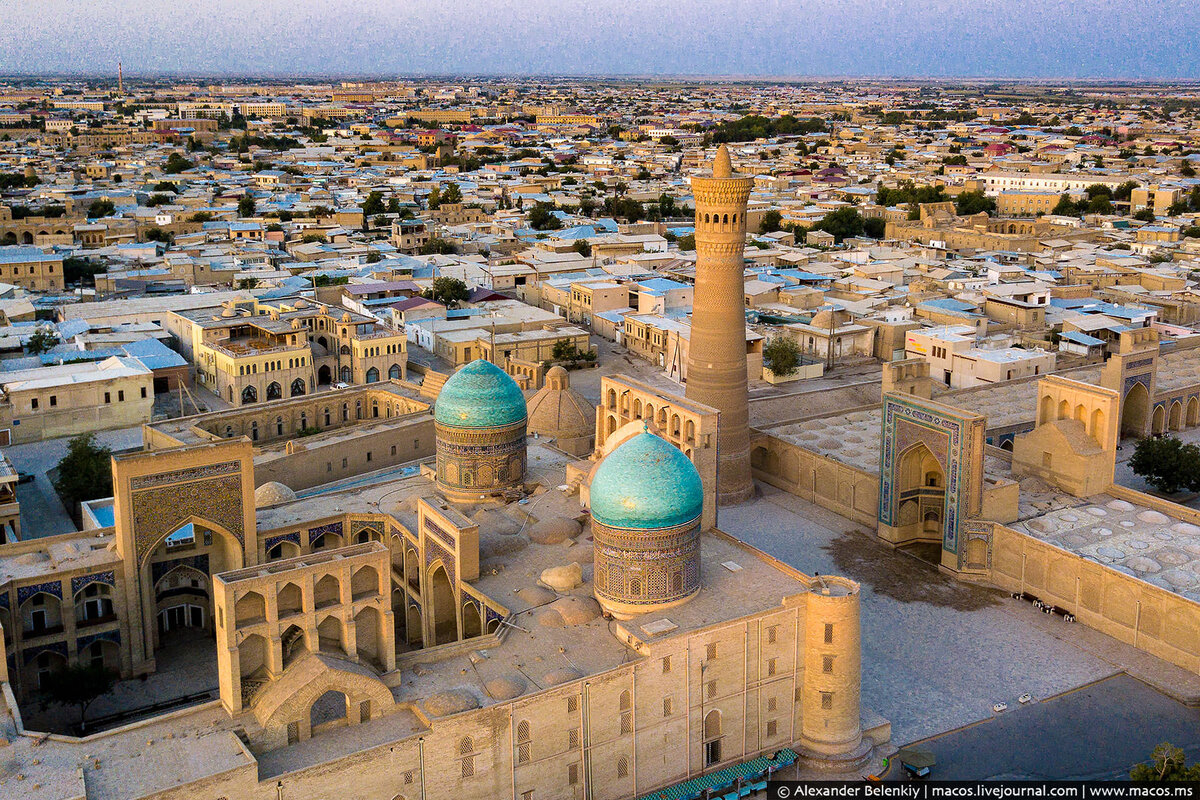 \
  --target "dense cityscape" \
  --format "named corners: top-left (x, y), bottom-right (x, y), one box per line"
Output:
top-left (1, 71), bottom-right (1200, 797)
